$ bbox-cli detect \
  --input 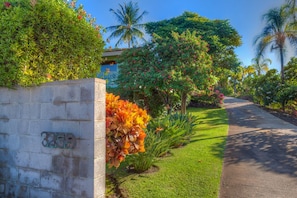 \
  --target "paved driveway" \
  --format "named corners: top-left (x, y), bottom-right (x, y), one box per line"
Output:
top-left (219, 97), bottom-right (297, 198)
